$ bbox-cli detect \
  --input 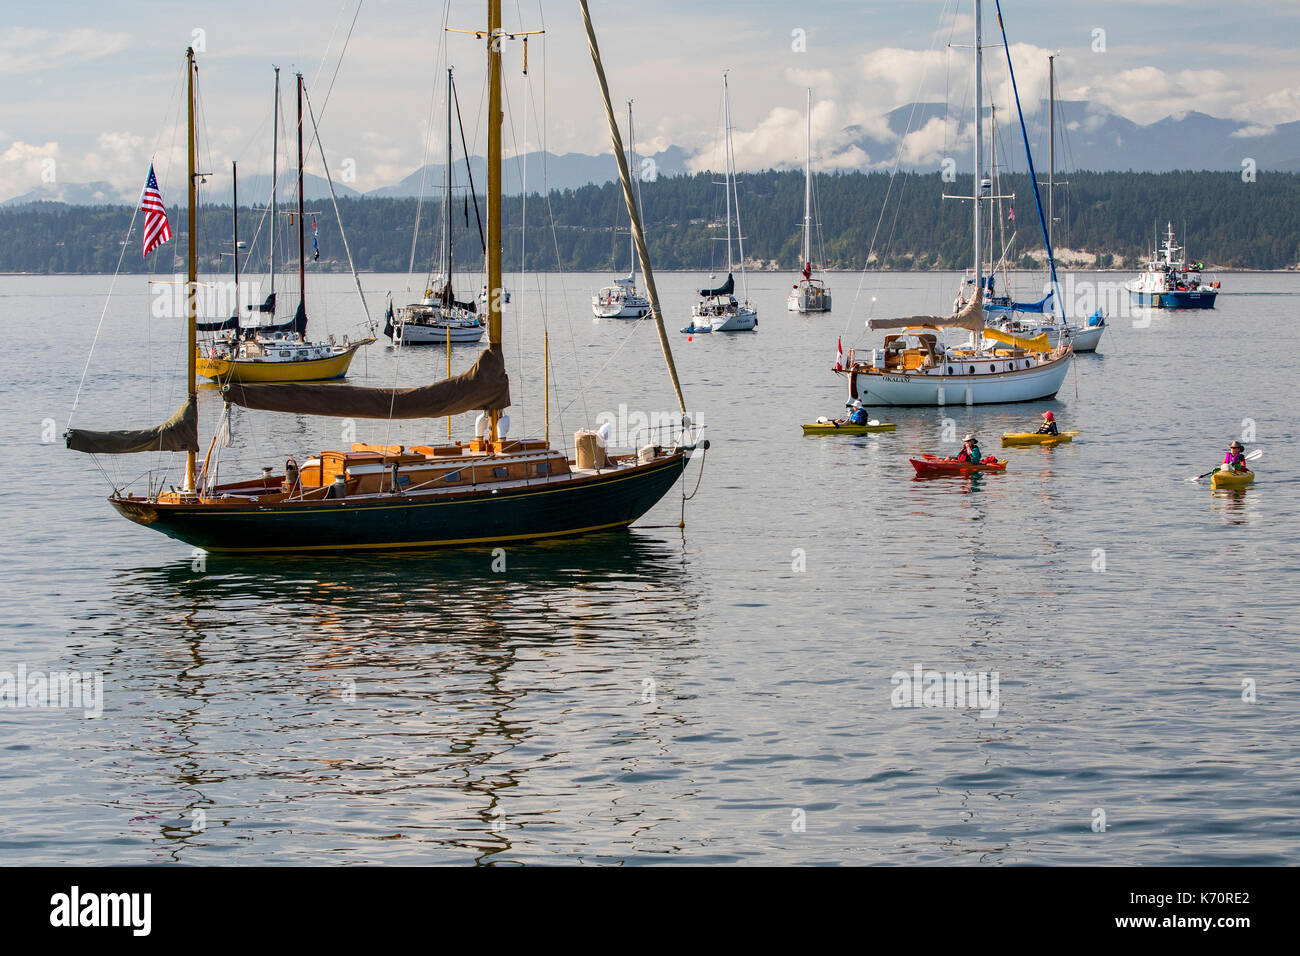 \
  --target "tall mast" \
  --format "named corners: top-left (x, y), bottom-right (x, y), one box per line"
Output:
top-left (270, 67), bottom-right (279, 302)
top-left (232, 161), bottom-right (239, 318)
top-left (722, 75), bottom-right (734, 274)
top-left (185, 46), bottom-right (198, 492)
top-left (486, 0), bottom-right (503, 442)
top-left (445, 67), bottom-right (454, 291)
top-left (627, 100), bottom-right (636, 283)
top-left (296, 72), bottom-right (306, 324)
top-left (803, 87), bottom-right (812, 270)
top-left (1048, 53), bottom-right (1055, 251)
top-left (973, 0), bottom-right (984, 292)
